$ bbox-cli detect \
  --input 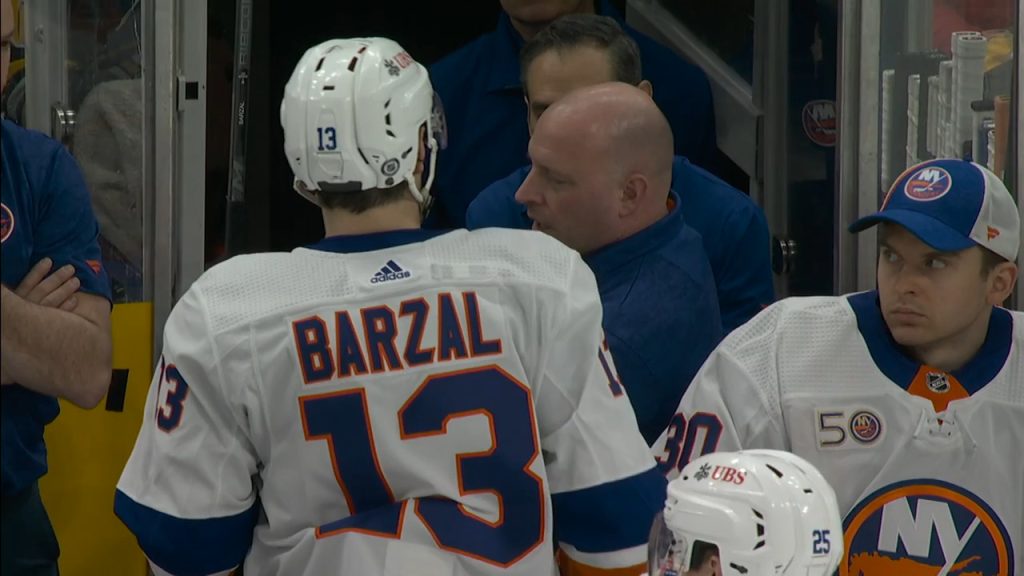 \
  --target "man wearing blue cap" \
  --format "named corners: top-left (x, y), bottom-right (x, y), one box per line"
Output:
top-left (651, 158), bottom-right (1022, 572)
